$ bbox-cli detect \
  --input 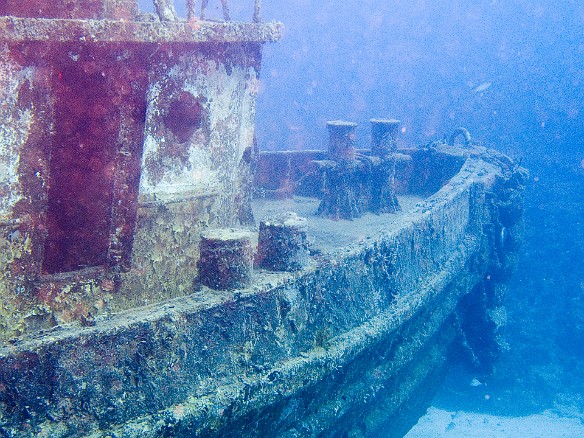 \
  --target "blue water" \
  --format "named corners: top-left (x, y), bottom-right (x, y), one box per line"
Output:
top-left (254, 0), bottom-right (584, 415)
top-left (254, 0), bottom-right (584, 430)
top-left (140, 0), bottom-right (584, 432)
